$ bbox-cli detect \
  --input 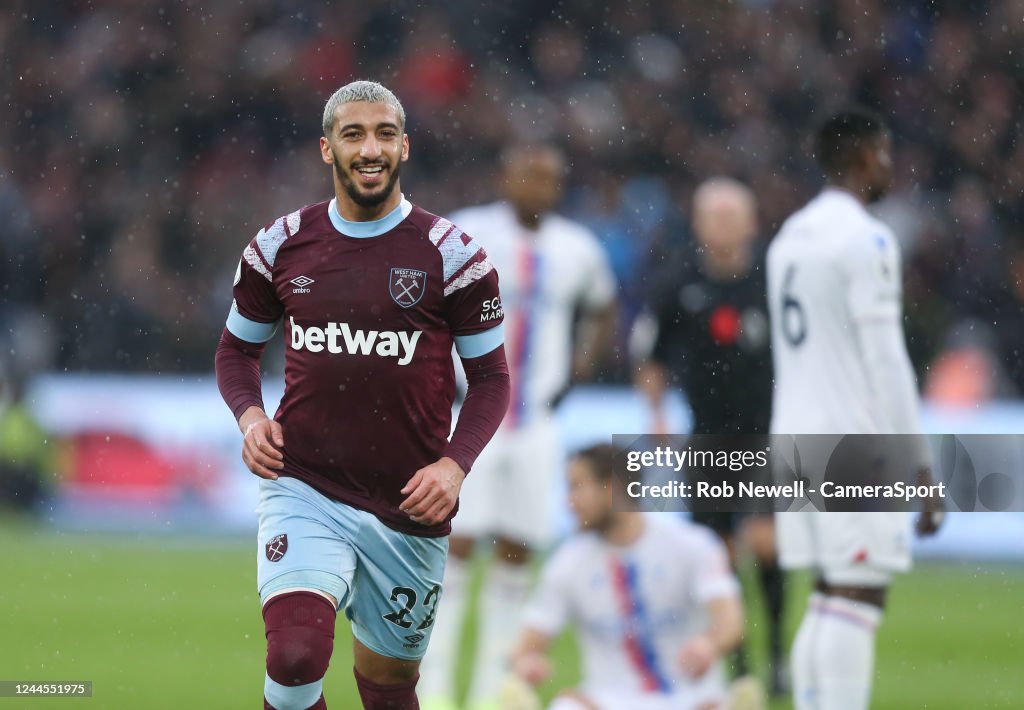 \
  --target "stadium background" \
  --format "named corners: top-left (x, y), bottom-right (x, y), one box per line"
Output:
top-left (2, 1), bottom-right (1023, 708)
